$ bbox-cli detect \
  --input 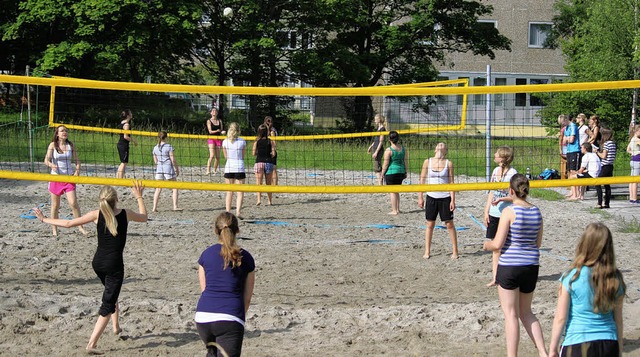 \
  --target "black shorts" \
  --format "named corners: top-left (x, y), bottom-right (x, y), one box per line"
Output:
top-left (425, 196), bottom-right (454, 222)
top-left (561, 339), bottom-right (619, 357)
top-left (566, 151), bottom-right (580, 171)
top-left (196, 321), bottom-right (245, 357)
top-left (117, 142), bottom-right (129, 163)
top-left (224, 172), bottom-right (246, 180)
top-left (486, 215), bottom-right (500, 239)
top-left (385, 173), bottom-right (405, 185)
top-left (496, 265), bottom-right (539, 293)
